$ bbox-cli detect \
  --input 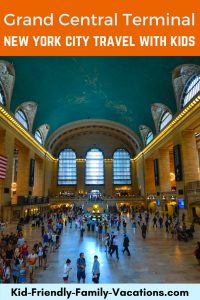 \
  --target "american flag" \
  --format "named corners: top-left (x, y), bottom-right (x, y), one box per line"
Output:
top-left (0, 155), bottom-right (8, 180)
